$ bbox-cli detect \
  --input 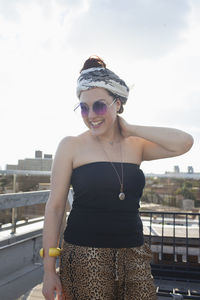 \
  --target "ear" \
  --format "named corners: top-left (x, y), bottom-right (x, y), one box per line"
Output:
top-left (115, 99), bottom-right (121, 113)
